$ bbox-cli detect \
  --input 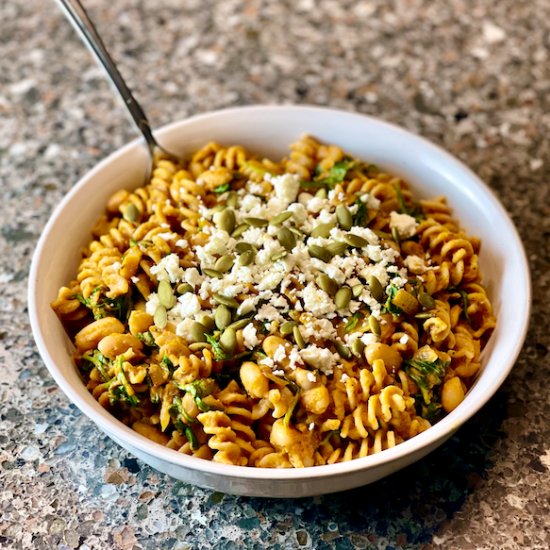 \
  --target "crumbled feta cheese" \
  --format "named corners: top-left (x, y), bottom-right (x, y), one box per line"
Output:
top-left (302, 283), bottom-right (337, 317)
top-left (306, 371), bottom-right (317, 382)
top-left (273, 345), bottom-right (287, 363)
top-left (390, 211), bottom-right (418, 239)
top-left (175, 318), bottom-right (196, 342)
top-left (341, 373), bottom-right (350, 382)
top-left (308, 422), bottom-right (315, 431)
top-left (184, 267), bottom-right (203, 287)
top-left (270, 173), bottom-right (301, 205)
top-left (176, 239), bottom-right (188, 248)
top-left (299, 345), bottom-right (337, 375)
top-left (404, 255), bottom-right (427, 274)
top-left (145, 292), bottom-right (160, 316)
top-left (157, 232), bottom-right (174, 241)
top-left (150, 253), bottom-right (184, 283)
top-left (399, 334), bottom-right (410, 345)
top-left (177, 293), bottom-right (201, 318)
top-left (242, 324), bottom-right (260, 349)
